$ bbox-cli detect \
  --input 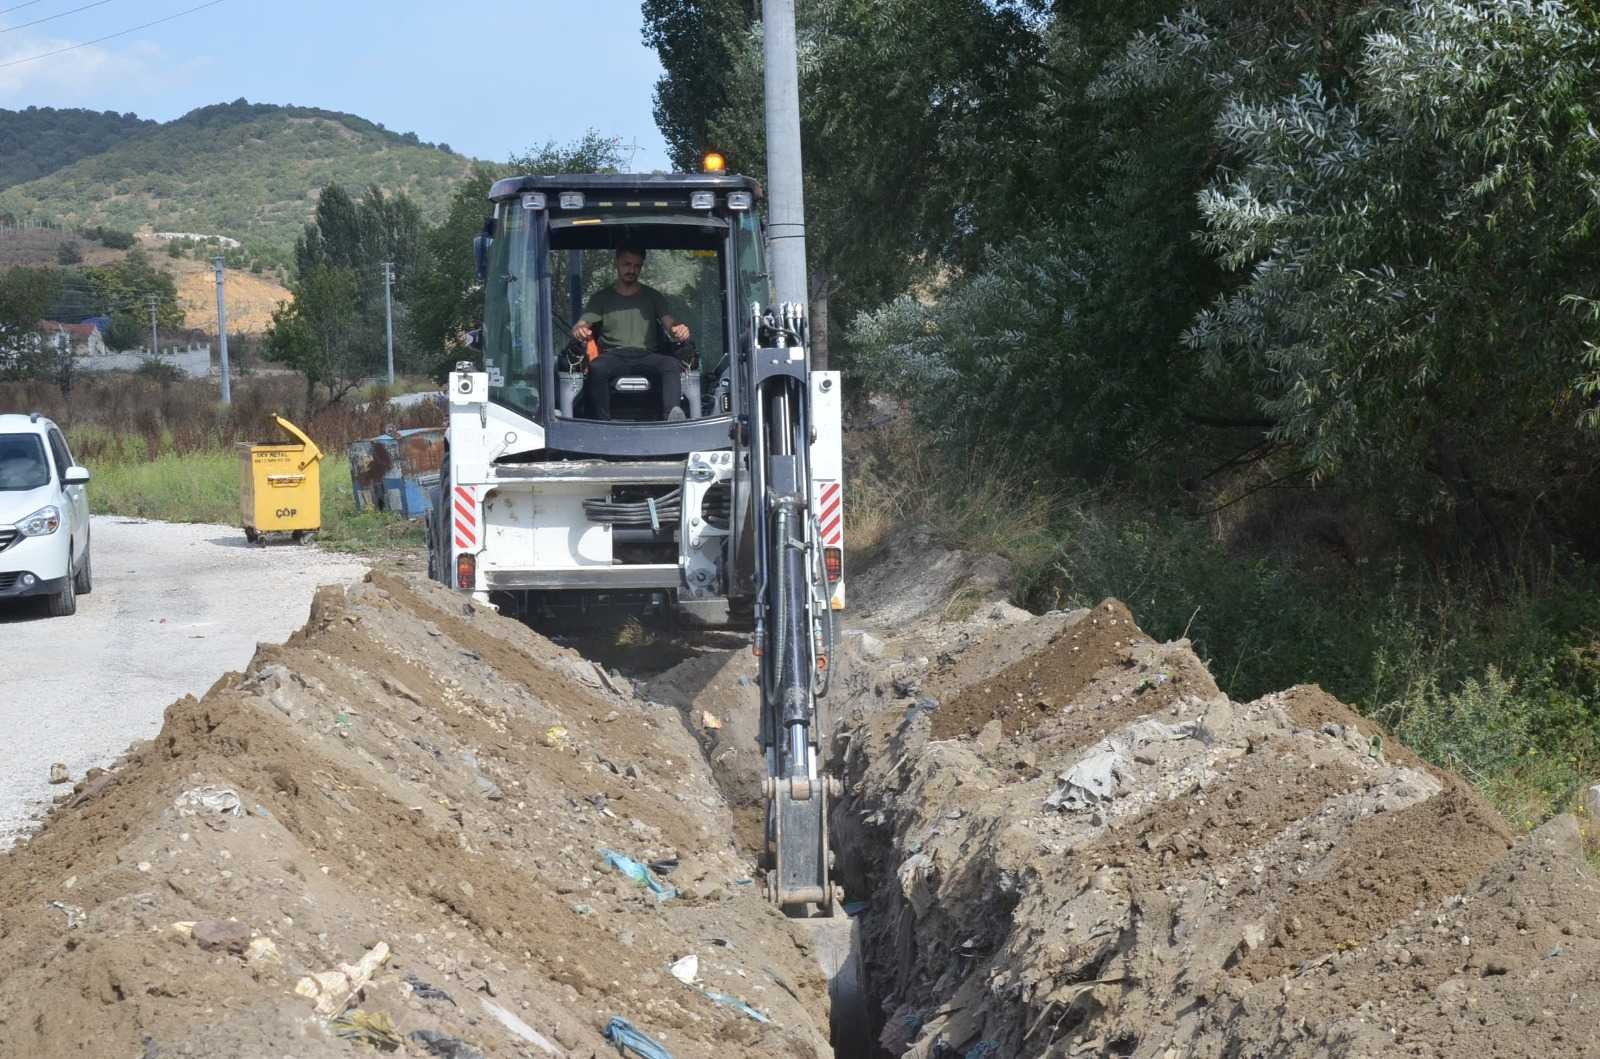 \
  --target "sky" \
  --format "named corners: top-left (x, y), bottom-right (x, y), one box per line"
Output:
top-left (0, 0), bottom-right (674, 170)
